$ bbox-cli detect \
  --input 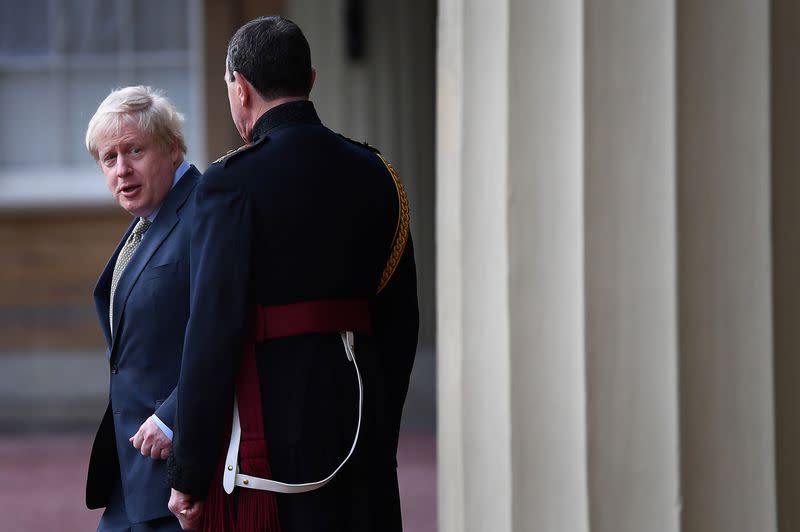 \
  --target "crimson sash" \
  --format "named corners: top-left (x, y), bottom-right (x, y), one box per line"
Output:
top-left (201, 299), bottom-right (371, 532)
